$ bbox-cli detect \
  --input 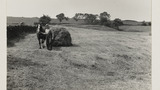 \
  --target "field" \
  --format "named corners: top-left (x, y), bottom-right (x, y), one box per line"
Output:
top-left (7, 17), bottom-right (39, 26)
top-left (7, 16), bottom-right (145, 26)
top-left (122, 20), bottom-right (143, 25)
top-left (119, 26), bottom-right (151, 32)
top-left (7, 24), bottom-right (151, 90)
top-left (7, 17), bottom-right (85, 26)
